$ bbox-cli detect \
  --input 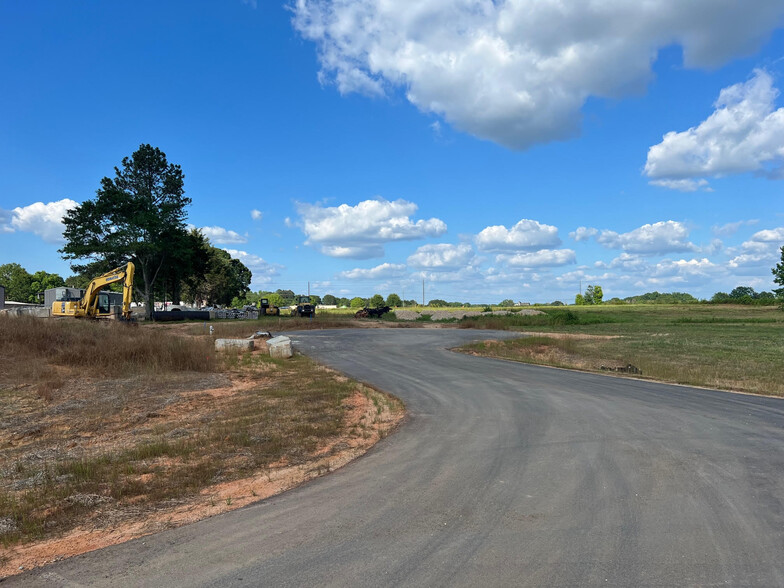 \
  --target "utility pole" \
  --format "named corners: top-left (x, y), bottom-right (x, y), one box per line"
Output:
top-left (422, 279), bottom-right (425, 307)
